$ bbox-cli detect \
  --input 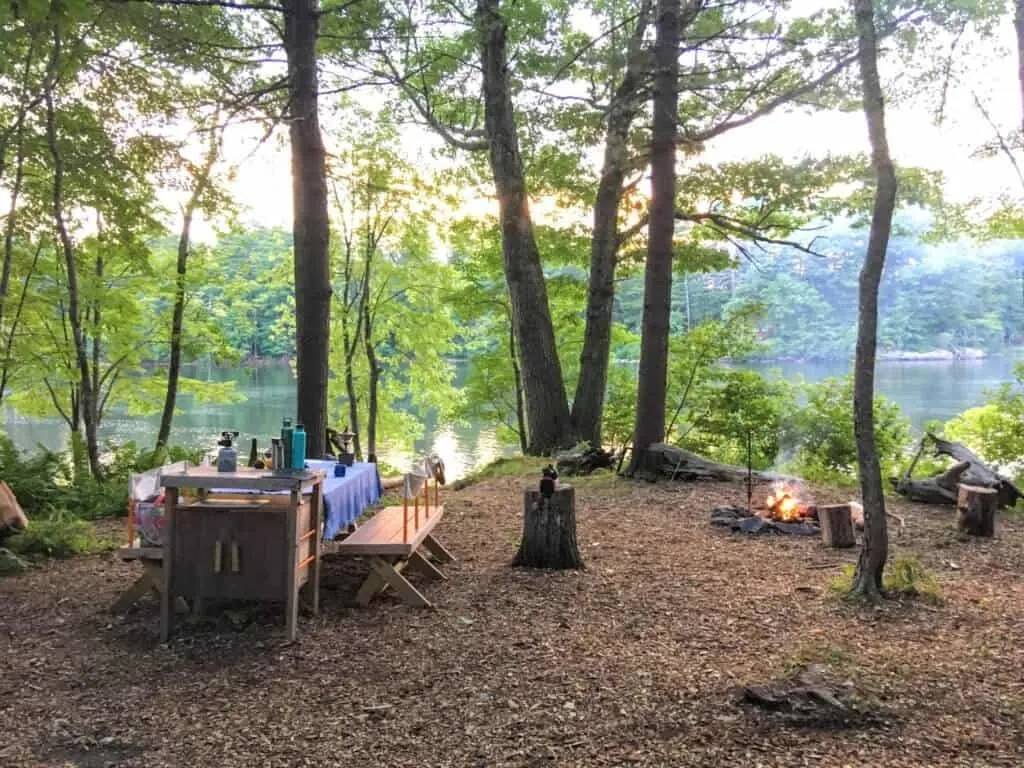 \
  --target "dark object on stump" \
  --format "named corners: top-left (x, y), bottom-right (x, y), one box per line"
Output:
top-left (818, 504), bottom-right (856, 548)
top-left (892, 433), bottom-right (1022, 508)
top-left (540, 465), bottom-right (557, 498)
top-left (514, 484), bottom-right (584, 570)
top-left (957, 483), bottom-right (998, 537)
